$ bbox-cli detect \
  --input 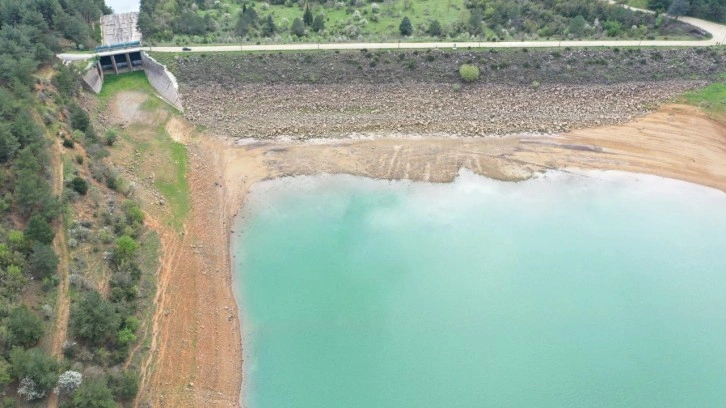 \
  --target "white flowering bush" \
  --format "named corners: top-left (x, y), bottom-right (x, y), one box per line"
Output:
top-left (57, 370), bottom-right (83, 395)
top-left (18, 377), bottom-right (46, 401)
